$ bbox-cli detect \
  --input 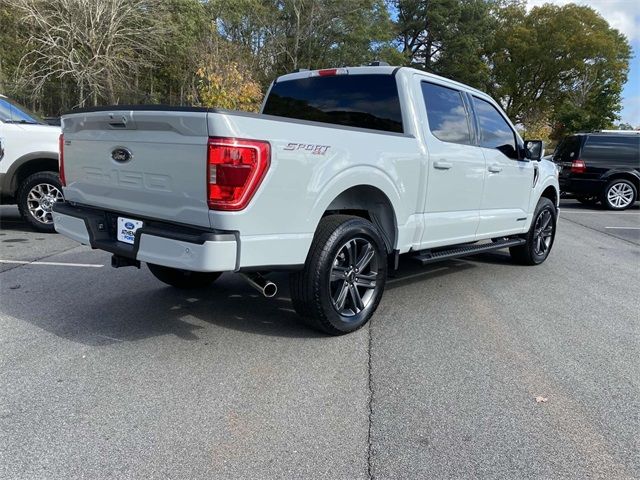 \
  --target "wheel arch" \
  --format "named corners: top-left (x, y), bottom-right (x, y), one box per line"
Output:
top-left (319, 184), bottom-right (399, 253)
top-left (540, 184), bottom-right (559, 208)
top-left (601, 170), bottom-right (640, 190)
top-left (3, 152), bottom-right (59, 198)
